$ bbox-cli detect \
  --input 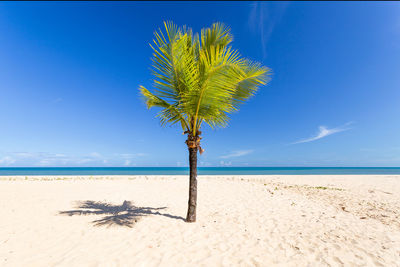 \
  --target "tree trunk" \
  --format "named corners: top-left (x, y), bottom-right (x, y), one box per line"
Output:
top-left (186, 146), bottom-right (198, 222)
